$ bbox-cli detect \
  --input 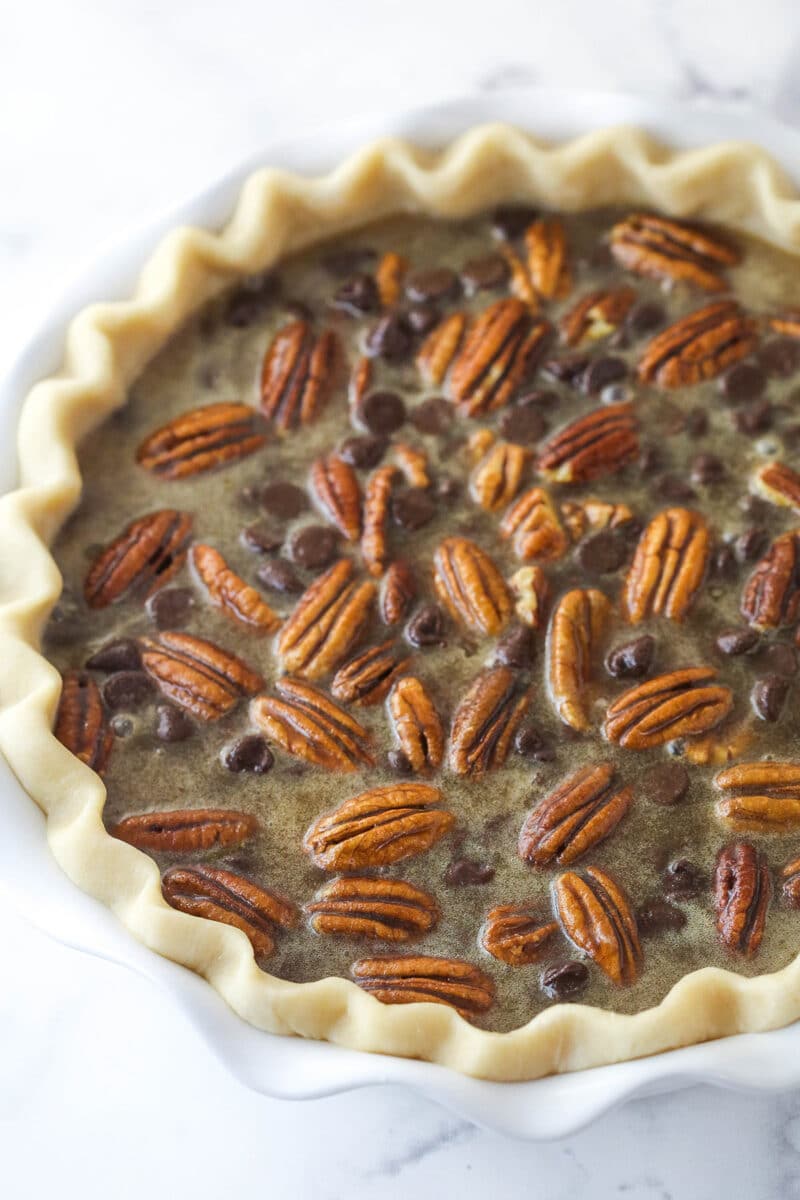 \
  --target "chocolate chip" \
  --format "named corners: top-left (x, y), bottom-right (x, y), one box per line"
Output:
top-left (625, 301), bottom-right (666, 338)
top-left (739, 494), bottom-right (771, 522)
top-left (576, 529), bottom-right (628, 574)
top-left (540, 960), bottom-right (589, 1002)
top-left (684, 407), bottom-right (709, 437)
top-left (404, 303), bottom-right (440, 335)
top-left (758, 337), bottom-right (800, 377)
top-left (605, 635), bottom-right (655, 679)
top-left (498, 405), bottom-right (546, 443)
top-left (155, 704), bottom-right (194, 742)
top-left (146, 587), bottom-right (194, 629)
top-left (513, 724), bottom-right (555, 761)
top-left (411, 396), bottom-right (452, 435)
top-left (256, 559), bottom-right (303, 594)
top-left (542, 354), bottom-right (590, 383)
top-left (752, 673), bottom-right (790, 721)
top-left (260, 481), bottom-right (308, 519)
top-left (241, 522), bottom-right (284, 554)
top-left (288, 525), bottom-right (339, 569)
top-left (338, 434), bottom-right (388, 468)
top-left (711, 543), bottom-right (738, 579)
top-left (734, 526), bottom-right (768, 563)
top-left (102, 671), bottom-right (154, 712)
top-left (332, 273), bottom-right (379, 316)
top-left (638, 445), bottom-right (662, 474)
top-left (86, 638), bottom-right (141, 673)
top-left (655, 474), bottom-right (696, 502)
top-left (365, 314), bottom-right (413, 362)
top-left (716, 627), bottom-right (760, 656)
top-left (582, 355), bottom-right (627, 395)
top-left (720, 361), bottom-right (766, 403)
top-left (224, 275), bottom-right (279, 327)
top-left (445, 858), bottom-right (495, 886)
top-left (387, 748), bottom-right (413, 775)
top-left (636, 899), bottom-right (687, 937)
top-left (761, 643), bottom-right (797, 677)
top-left (516, 388), bottom-right (559, 410)
top-left (405, 267), bottom-right (460, 305)
top-left (494, 624), bottom-right (534, 669)
top-left (491, 205), bottom-right (537, 240)
top-left (358, 390), bottom-right (407, 435)
top-left (405, 604), bottom-right (446, 647)
top-left (735, 399), bottom-right (773, 435)
top-left (647, 762), bottom-right (689, 806)
top-left (662, 859), bottom-right (704, 901)
top-left (690, 452), bottom-right (725, 485)
top-left (436, 476), bottom-right (461, 502)
top-left (391, 488), bottom-right (436, 531)
top-left (461, 253), bottom-right (509, 293)
top-left (223, 735), bottom-right (274, 774)
top-left (322, 247), bottom-right (376, 277)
